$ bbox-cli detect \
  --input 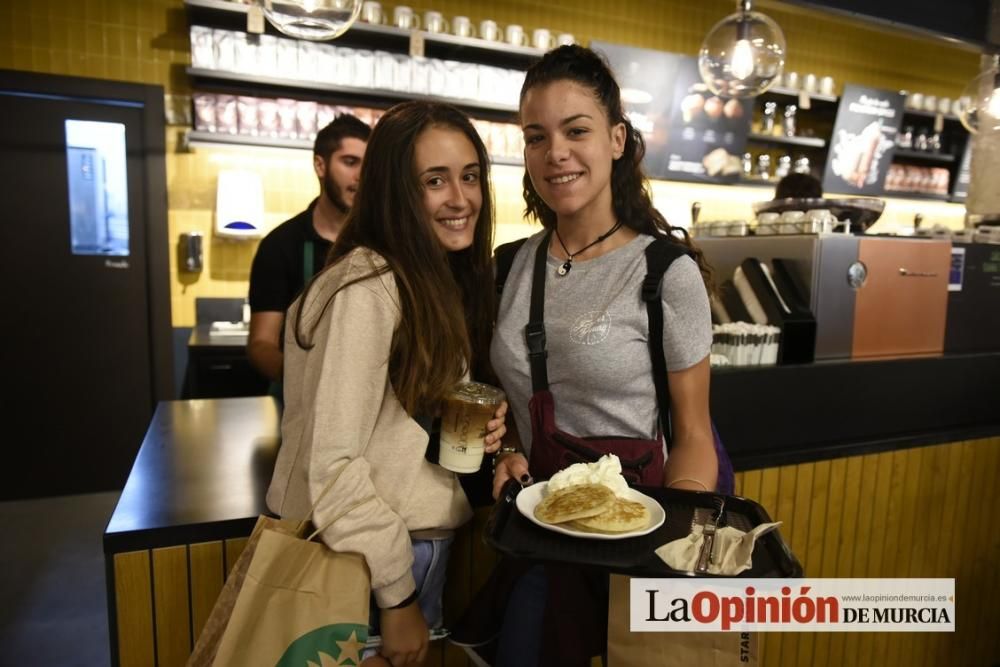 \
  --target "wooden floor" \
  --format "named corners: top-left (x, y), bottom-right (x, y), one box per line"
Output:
top-left (111, 436), bottom-right (1000, 666)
